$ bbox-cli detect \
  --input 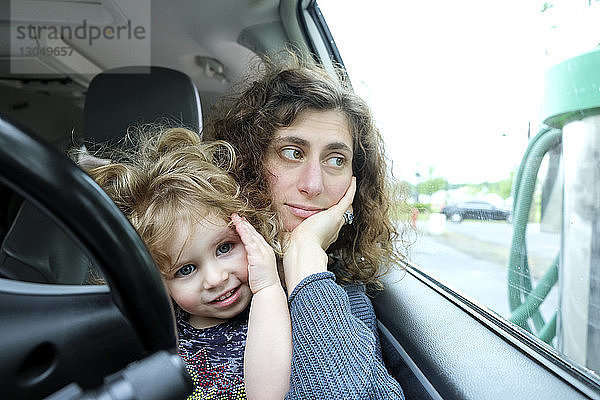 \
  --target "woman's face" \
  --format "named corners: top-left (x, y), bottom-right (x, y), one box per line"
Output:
top-left (265, 109), bottom-right (354, 231)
